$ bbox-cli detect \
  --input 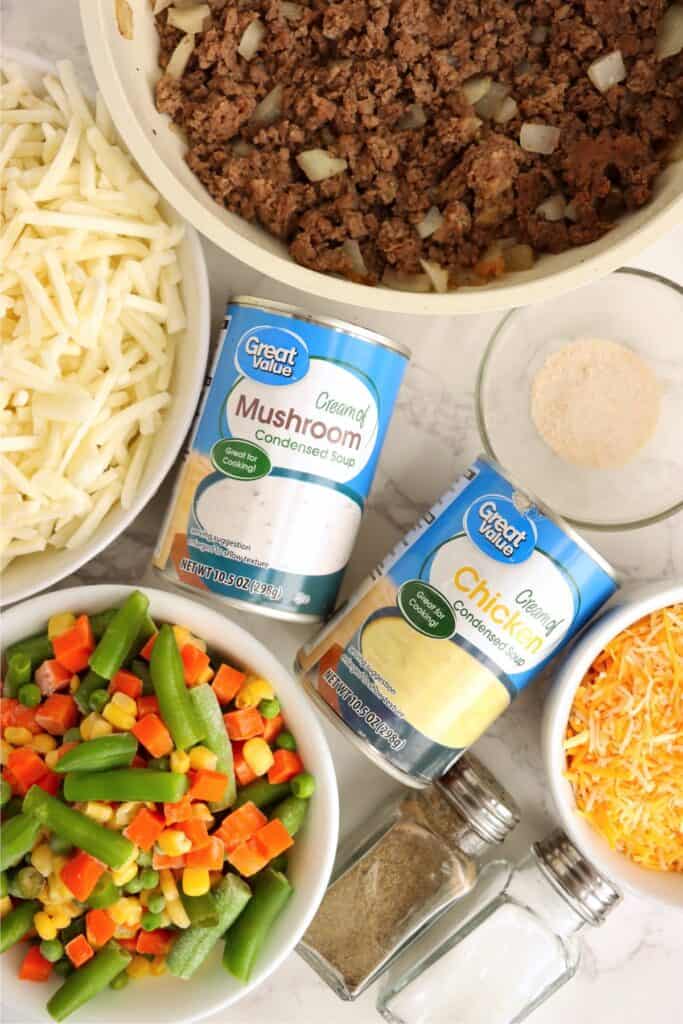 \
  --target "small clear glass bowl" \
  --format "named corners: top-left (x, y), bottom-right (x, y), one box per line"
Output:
top-left (476, 268), bottom-right (683, 530)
